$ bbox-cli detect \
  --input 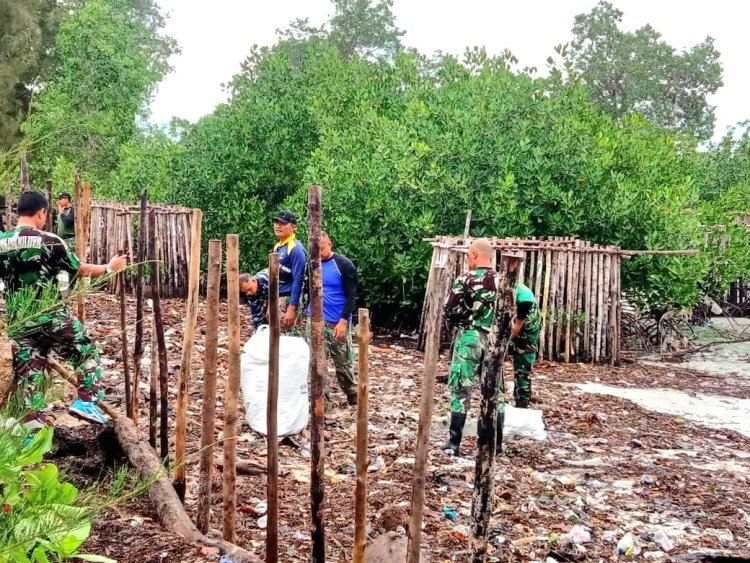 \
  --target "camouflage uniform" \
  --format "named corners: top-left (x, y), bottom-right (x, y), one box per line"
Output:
top-left (0, 226), bottom-right (103, 423)
top-left (305, 319), bottom-right (357, 401)
top-left (512, 283), bottom-right (541, 408)
top-left (444, 267), bottom-right (504, 415)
